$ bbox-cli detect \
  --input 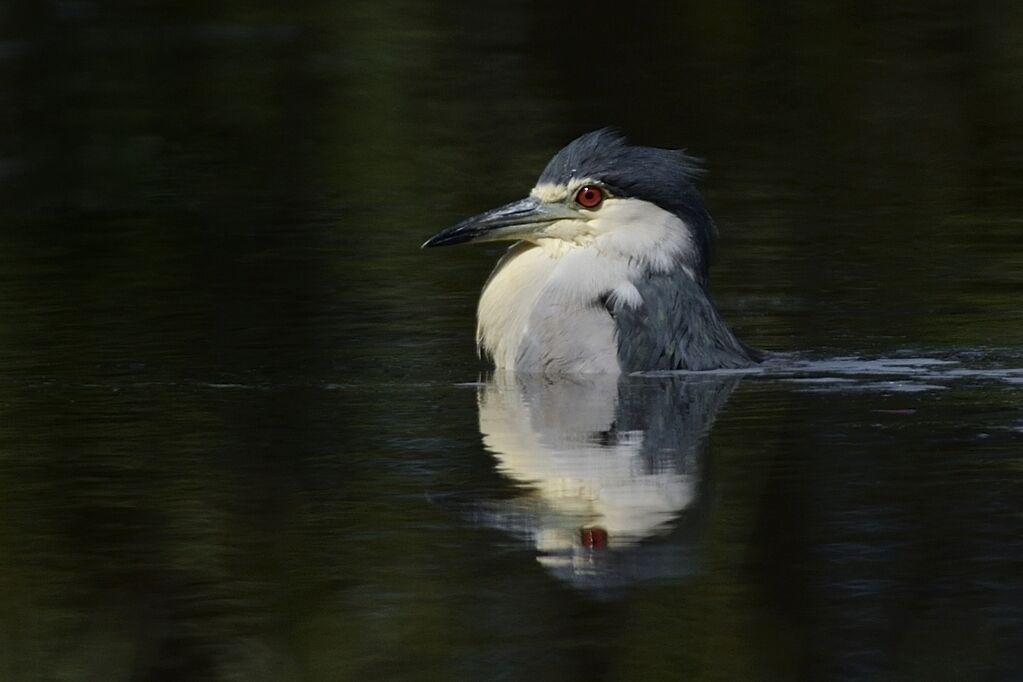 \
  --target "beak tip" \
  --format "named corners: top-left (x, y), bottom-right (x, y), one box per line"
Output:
top-left (422, 196), bottom-right (553, 251)
top-left (422, 228), bottom-right (471, 249)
